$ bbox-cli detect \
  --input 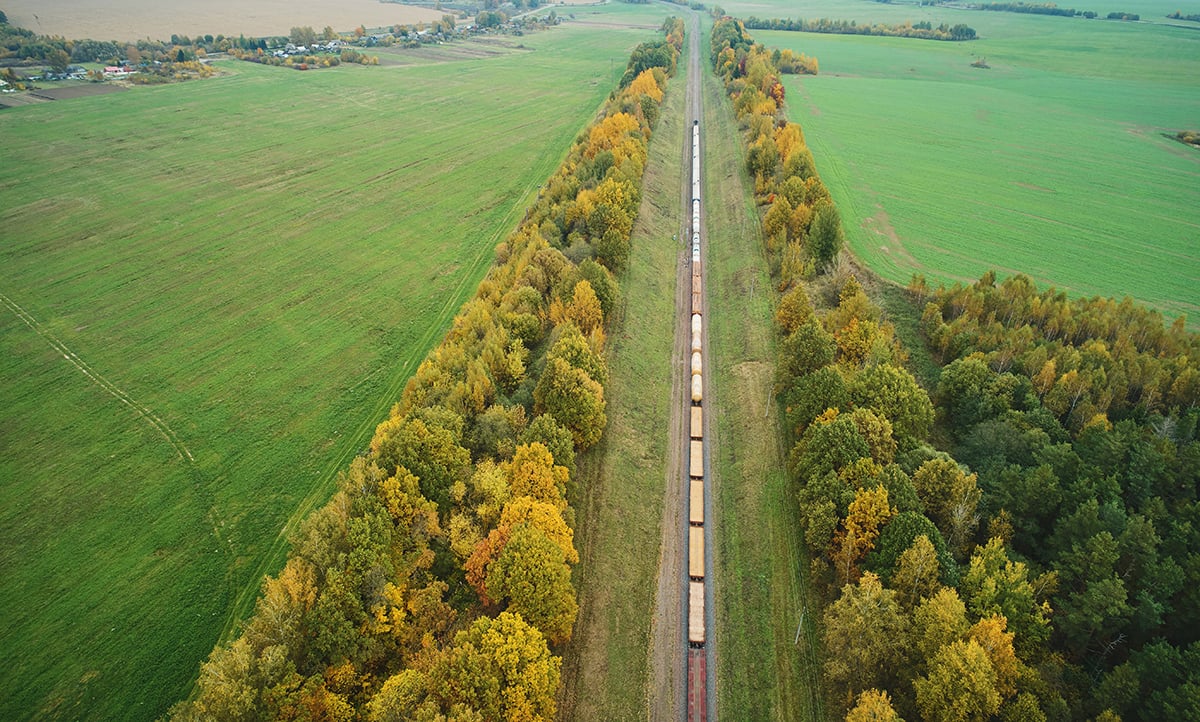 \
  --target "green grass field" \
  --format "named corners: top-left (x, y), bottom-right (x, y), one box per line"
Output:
top-left (735, 1), bottom-right (1200, 323)
top-left (0, 24), bottom-right (658, 721)
top-left (702, 21), bottom-right (825, 719)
